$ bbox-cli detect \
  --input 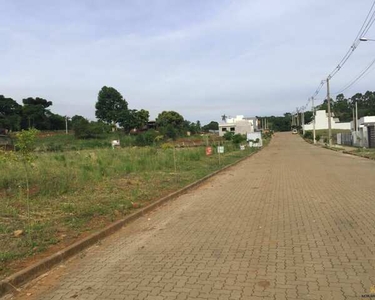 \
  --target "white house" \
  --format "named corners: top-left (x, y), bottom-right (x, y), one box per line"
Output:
top-left (352, 116), bottom-right (375, 148)
top-left (219, 115), bottom-right (255, 136)
top-left (303, 110), bottom-right (351, 131)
